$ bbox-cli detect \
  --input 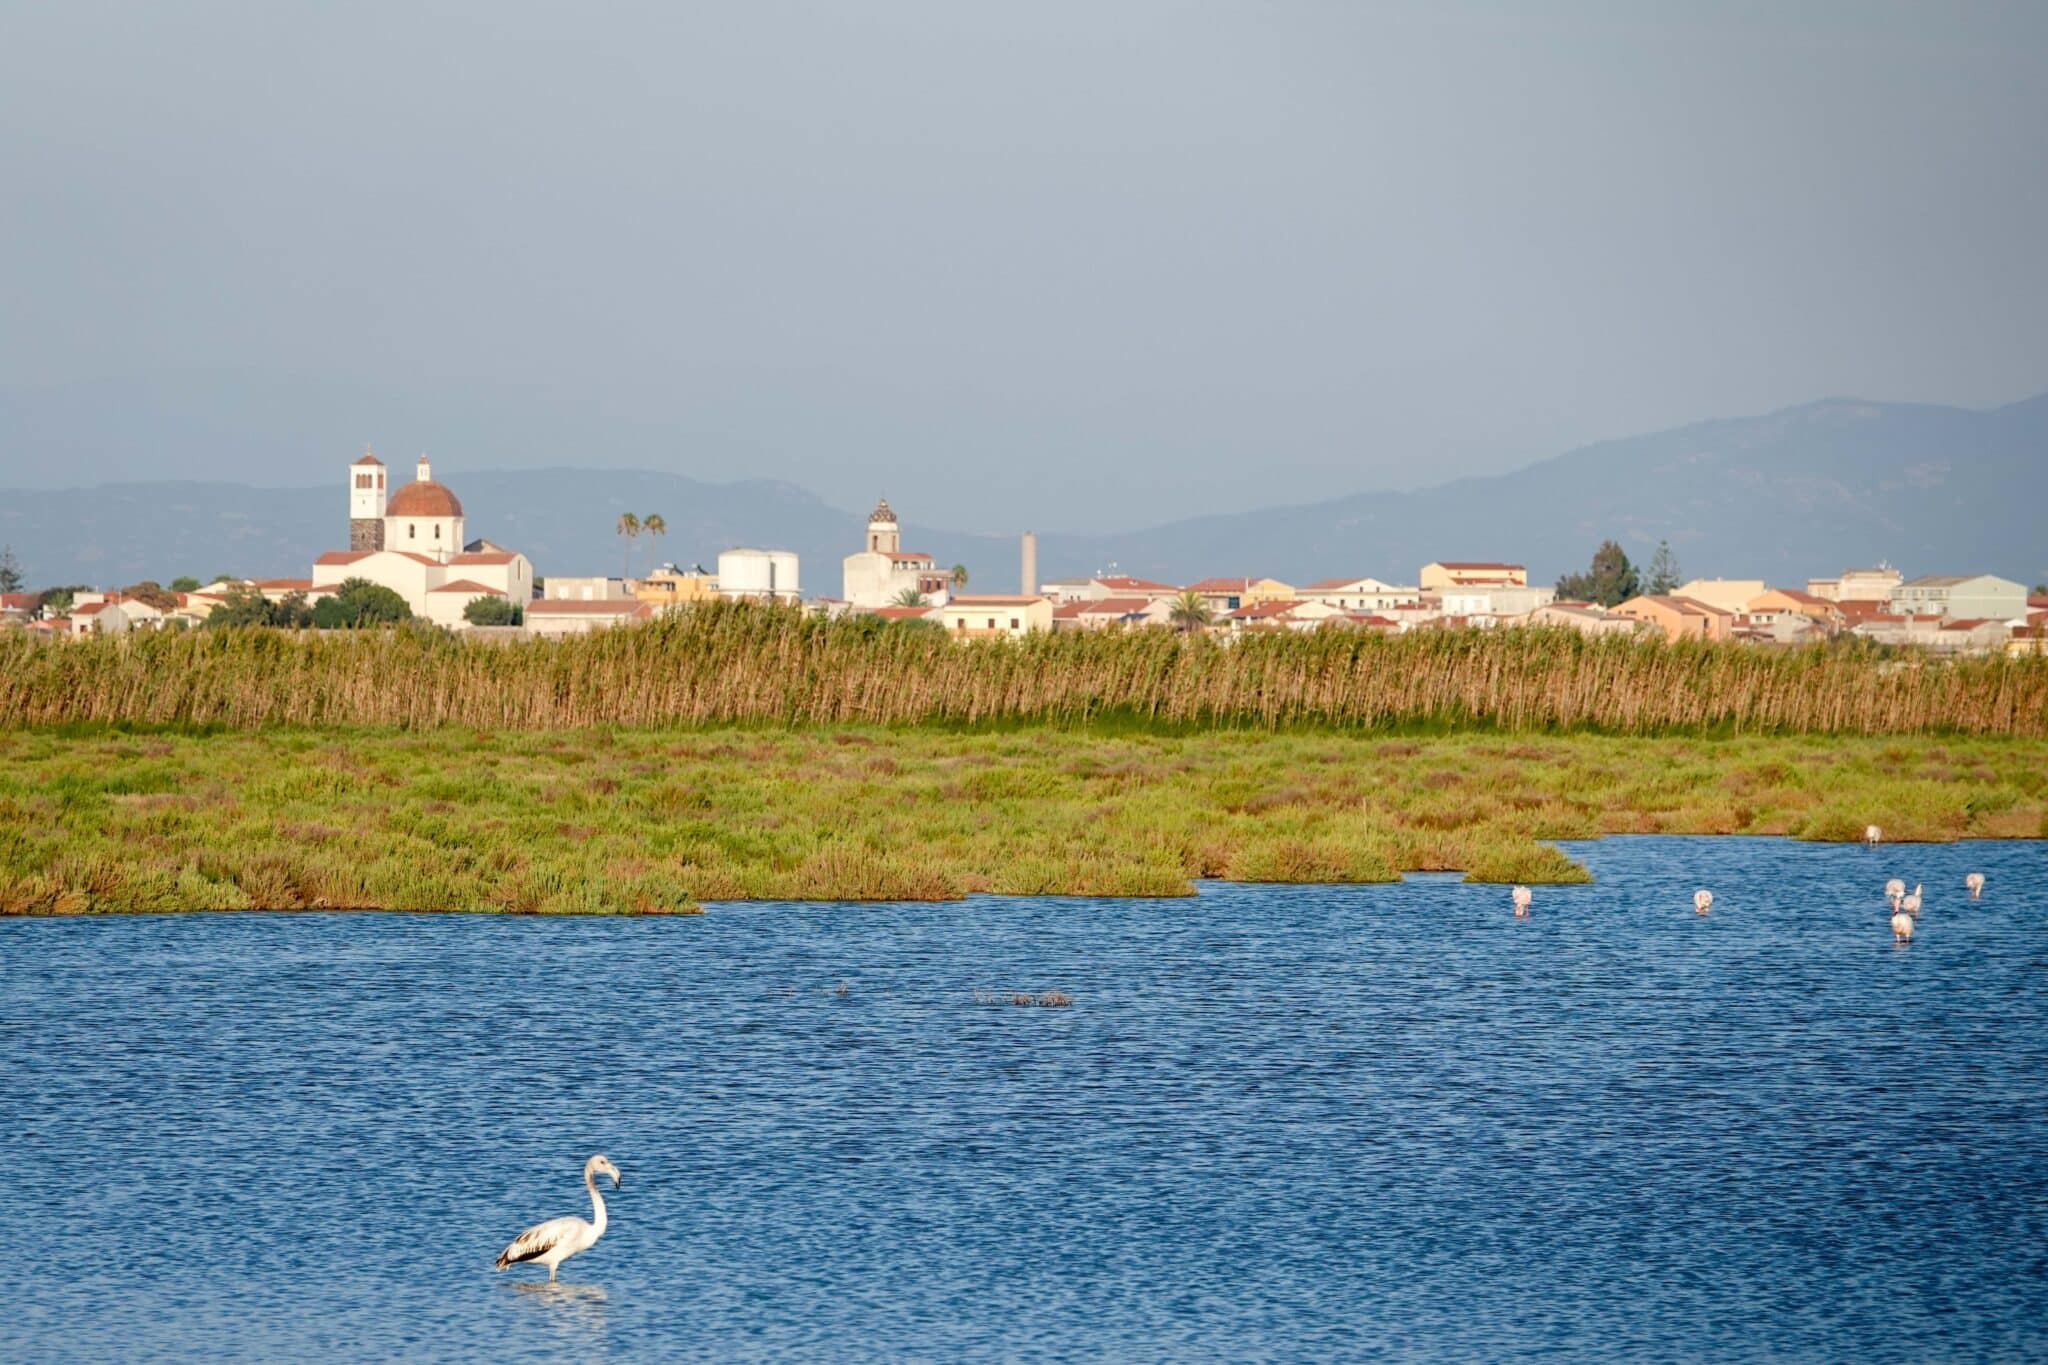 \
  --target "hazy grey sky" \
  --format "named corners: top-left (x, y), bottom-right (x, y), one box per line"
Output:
top-left (2, 1), bottom-right (2044, 531)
